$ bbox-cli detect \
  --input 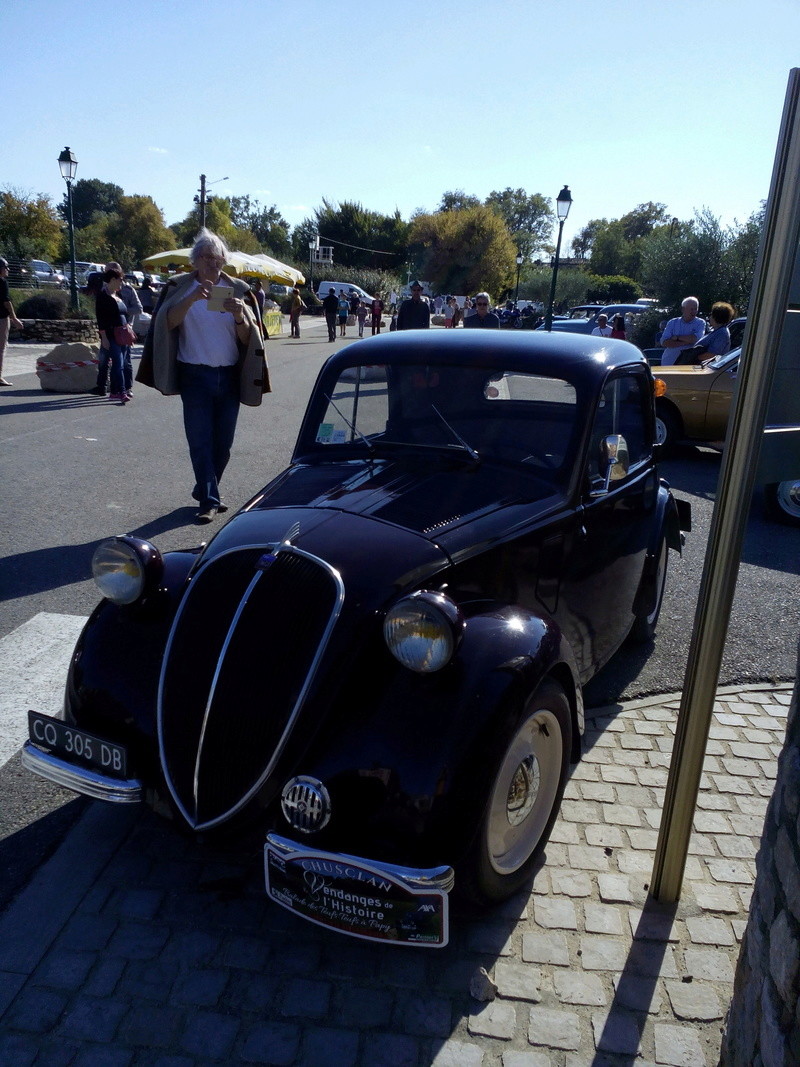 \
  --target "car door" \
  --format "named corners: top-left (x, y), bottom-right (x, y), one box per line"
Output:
top-left (704, 355), bottom-right (738, 439)
top-left (558, 369), bottom-right (657, 679)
